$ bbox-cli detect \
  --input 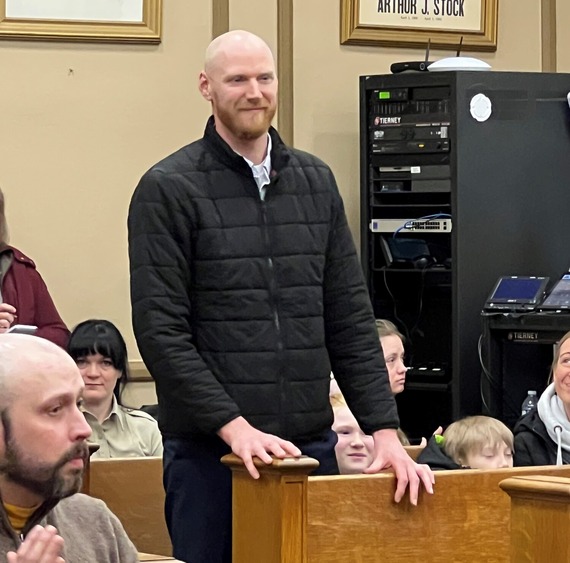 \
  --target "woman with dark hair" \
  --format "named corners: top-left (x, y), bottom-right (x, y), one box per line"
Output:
top-left (0, 187), bottom-right (69, 346)
top-left (68, 319), bottom-right (163, 458)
